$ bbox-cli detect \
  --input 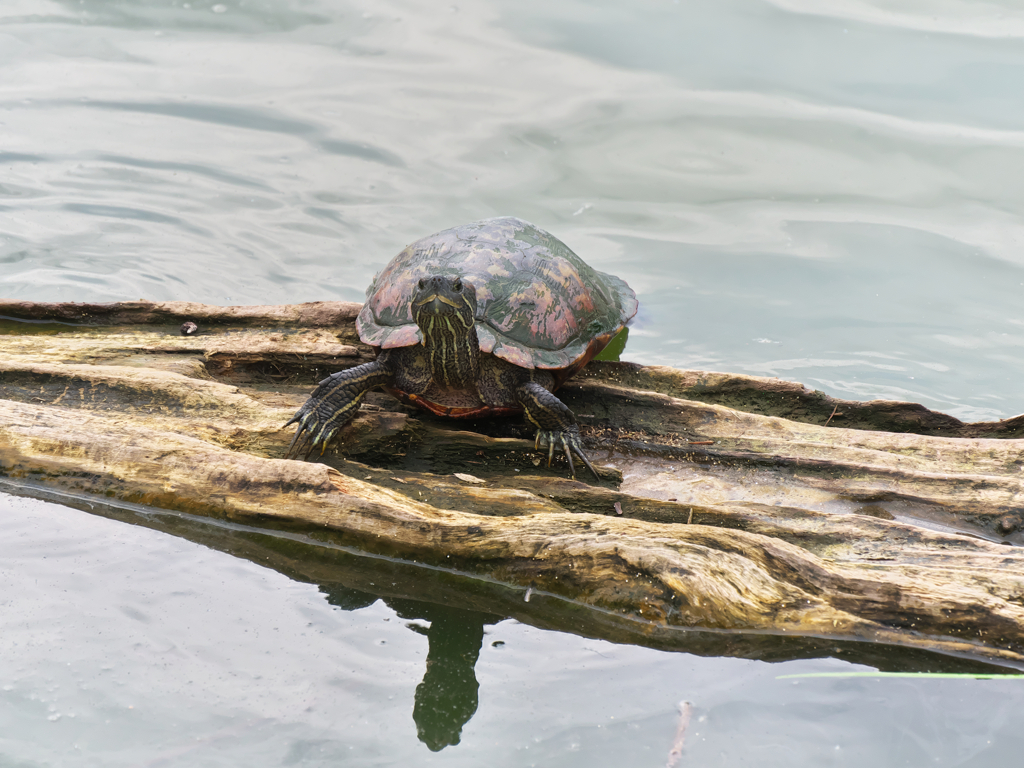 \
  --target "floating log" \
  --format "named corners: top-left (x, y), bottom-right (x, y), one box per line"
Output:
top-left (2, 300), bottom-right (1024, 668)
